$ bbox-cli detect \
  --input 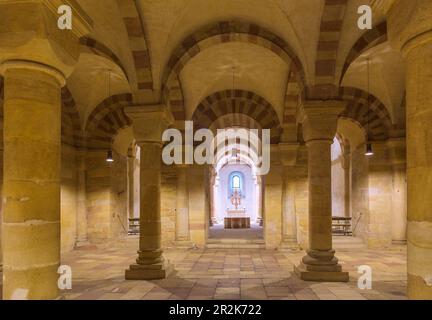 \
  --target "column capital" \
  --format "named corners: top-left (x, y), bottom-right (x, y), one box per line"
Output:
top-left (298, 100), bottom-right (346, 142)
top-left (0, 0), bottom-right (93, 76)
top-left (125, 105), bottom-right (174, 144)
top-left (385, 0), bottom-right (432, 56)
top-left (279, 142), bottom-right (300, 166)
top-left (0, 60), bottom-right (66, 86)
